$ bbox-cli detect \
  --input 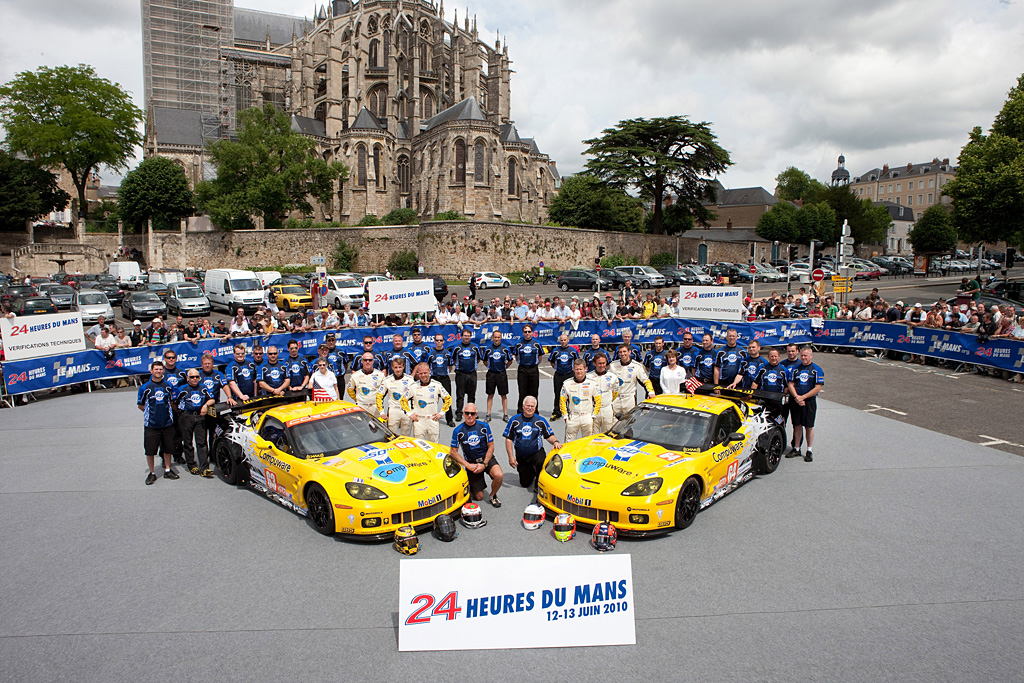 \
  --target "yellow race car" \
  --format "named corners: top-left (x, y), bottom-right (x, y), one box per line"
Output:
top-left (270, 284), bottom-right (313, 311)
top-left (210, 396), bottom-right (469, 538)
top-left (536, 388), bottom-right (786, 537)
